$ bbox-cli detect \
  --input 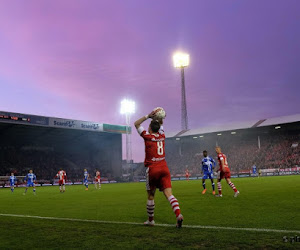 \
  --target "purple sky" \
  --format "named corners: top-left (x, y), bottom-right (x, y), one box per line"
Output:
top-left (0, 0), bottom-right (300, 162)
